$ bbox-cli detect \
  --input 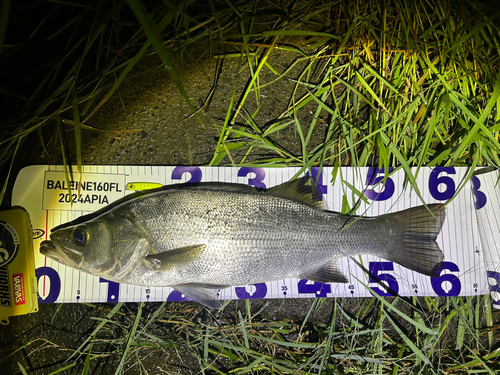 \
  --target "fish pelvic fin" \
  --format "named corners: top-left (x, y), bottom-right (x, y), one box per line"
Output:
top-left (268, 177), bottom-right (326, 210)
top-left (174, 286), bottom-right (224, 309)
top-left (301, 260), bottom-right (349, 283)
top-left (380, 204), bottom-right (445, 277)
top-left (146, 244), bottom-right (206, 269)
